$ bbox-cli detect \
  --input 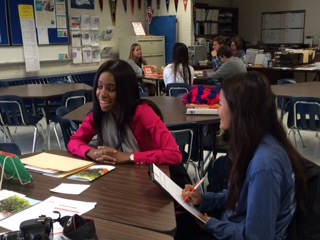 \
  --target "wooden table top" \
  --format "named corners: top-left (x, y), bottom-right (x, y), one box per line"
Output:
top-left (2, 150), bottom-right (176, 235)
top-left (0, 217), bottom-right (173, 240)
top-left (0, 83), bottom-right (92, 99)
top-left (64, 96), bottom-right (220, 126)
top-left (271, 81), bottom-right (320, 98)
